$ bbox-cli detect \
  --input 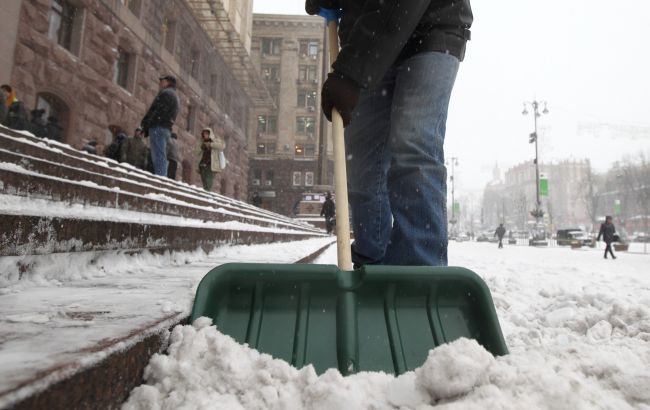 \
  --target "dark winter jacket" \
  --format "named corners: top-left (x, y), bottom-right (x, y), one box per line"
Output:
top-left (321, 198), bottom-right (336, 218)
top-left (5, 100), bottom-right (28, 130)
top-left (141, 86), bottom-right (179, 132)
top-left (46, 117), bottom-right (62, 141)
top-left (27, 113), bottom-right (48, 139)
top-left (597, 222), bottom-right (616, 244)
top-left (120, 135), bottom-right (148, 169)
top-left (332, 0), bottom-right (473, 89)
top-left (105, 133), bottom-right (127, 161)
top-left (495, 226), bottom-right (506, 239)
